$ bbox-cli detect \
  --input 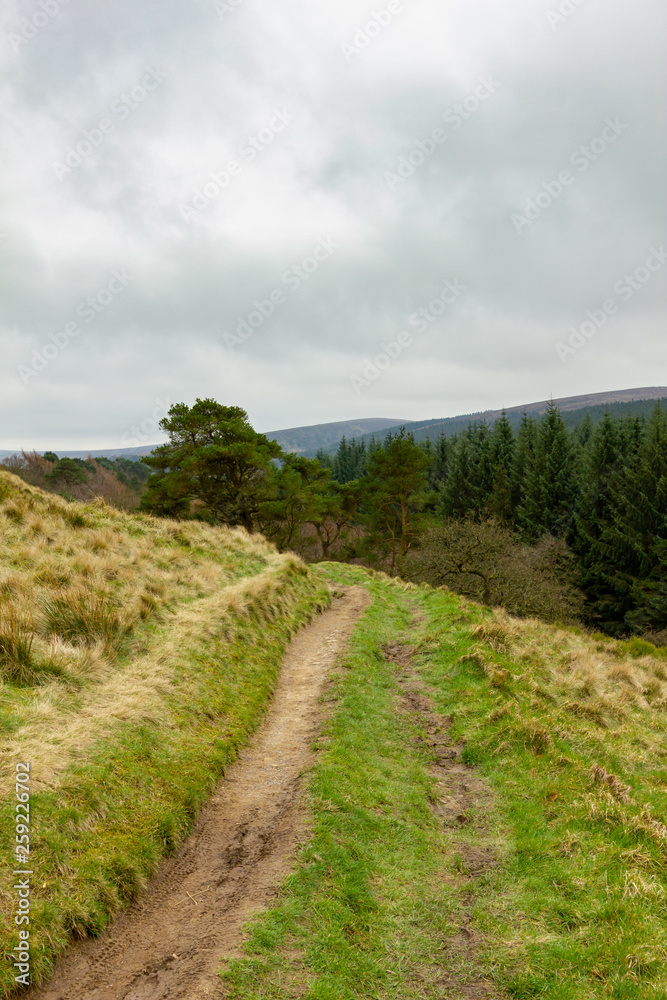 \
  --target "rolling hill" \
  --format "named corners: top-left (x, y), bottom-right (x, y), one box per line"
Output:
top-left (2, 387), bottom-right (666, 461)
top-left (353, 386), bottom-right (667, 448)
